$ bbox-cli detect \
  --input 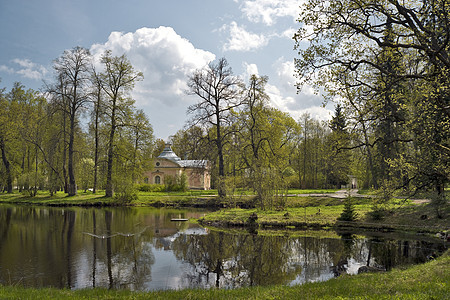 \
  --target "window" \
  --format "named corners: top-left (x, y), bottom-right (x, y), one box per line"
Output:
top-left (156, 162), bottom-right (160, 166)
top-left (155, 175), bottom-right (161, 184)
top-left (144, 177), bottom-right (149, 184)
